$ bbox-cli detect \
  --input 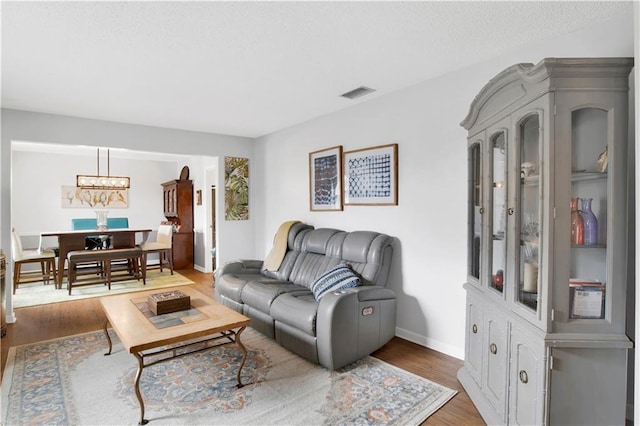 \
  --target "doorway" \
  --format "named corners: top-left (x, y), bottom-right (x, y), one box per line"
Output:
top-left (211, 186), bottom-right (217, 271)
